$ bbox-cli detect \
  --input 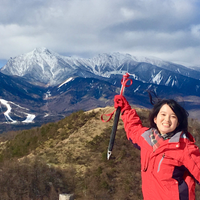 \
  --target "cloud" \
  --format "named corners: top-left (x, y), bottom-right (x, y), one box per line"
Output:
top-left (0, 0), bottom-right (200, 67)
